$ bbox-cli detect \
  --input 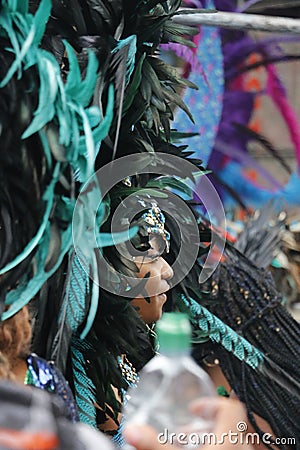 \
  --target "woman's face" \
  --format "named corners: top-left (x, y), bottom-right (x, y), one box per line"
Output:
top-left (130, 238), bottom-right (174, 324)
